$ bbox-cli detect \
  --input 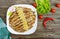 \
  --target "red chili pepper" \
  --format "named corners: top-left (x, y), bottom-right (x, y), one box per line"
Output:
top-left (55, 4), bottom-right (60, 8)
top-left (43, 17), bottom-right (54, 28)
top-left (32, 2), bottom-right (37, 7)
top-left (38, 15), bottom-right (43, 19)
top-left (50, 8), bottom-right (56, 13)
